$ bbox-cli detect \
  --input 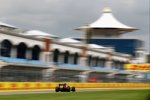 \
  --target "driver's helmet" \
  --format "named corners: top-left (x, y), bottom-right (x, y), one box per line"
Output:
top-left (63, 83), bottom-right (67, 87)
